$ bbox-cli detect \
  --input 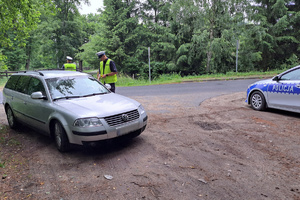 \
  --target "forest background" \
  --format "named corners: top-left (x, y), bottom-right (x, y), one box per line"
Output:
top-left (0, 0), bottom-right (299, 81)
